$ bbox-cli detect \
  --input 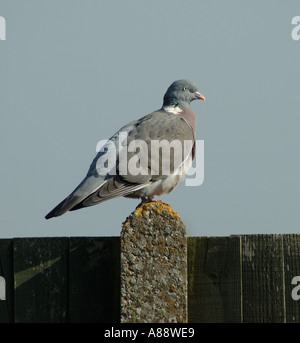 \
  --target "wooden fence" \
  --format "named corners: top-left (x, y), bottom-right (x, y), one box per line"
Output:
top-left (0, 234), bottom-right (300, 323)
